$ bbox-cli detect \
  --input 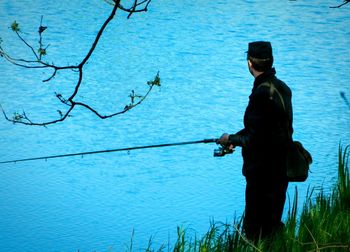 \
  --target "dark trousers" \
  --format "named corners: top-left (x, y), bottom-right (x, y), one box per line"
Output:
top-left (243, 176), bottom-right (288, 241)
